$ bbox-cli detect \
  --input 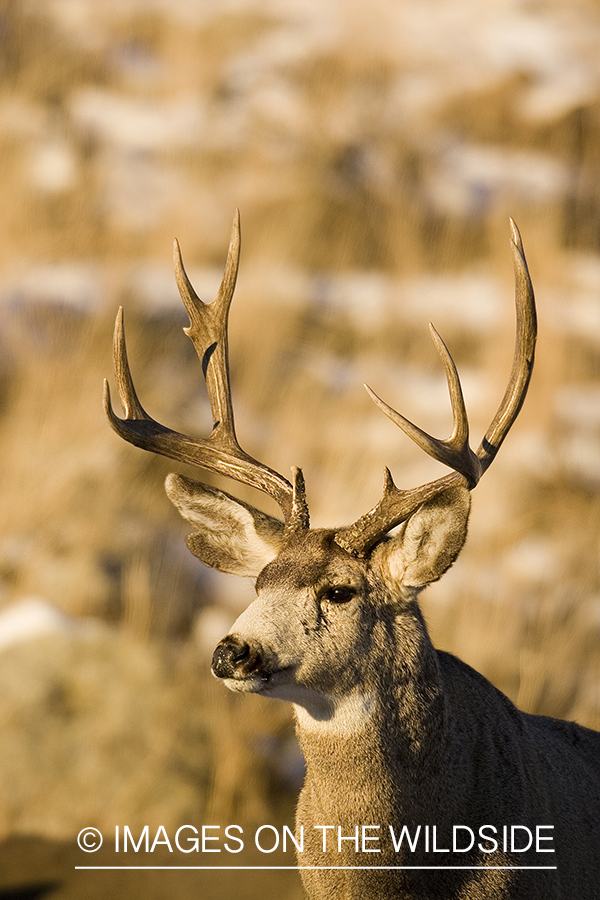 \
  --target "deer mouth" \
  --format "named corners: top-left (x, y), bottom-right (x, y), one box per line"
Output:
top-left (219, 666), bottom-right (293, 694)
top-left (220, 673), bottom-right (268, 692)
top-left (226, 673), bottom-right (275, 692)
